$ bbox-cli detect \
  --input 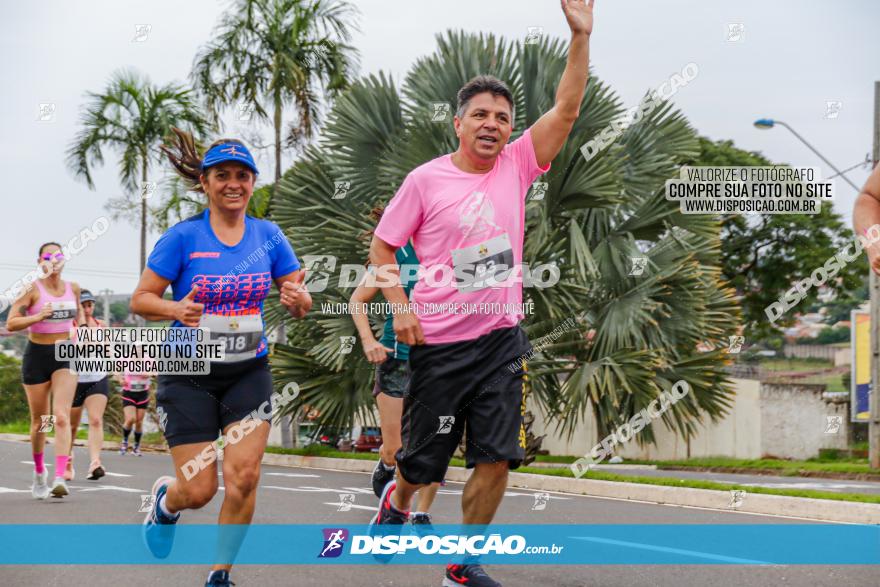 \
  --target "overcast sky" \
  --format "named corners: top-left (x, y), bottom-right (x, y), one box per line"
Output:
top-left (2, 0), bottom-right (879, 296)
